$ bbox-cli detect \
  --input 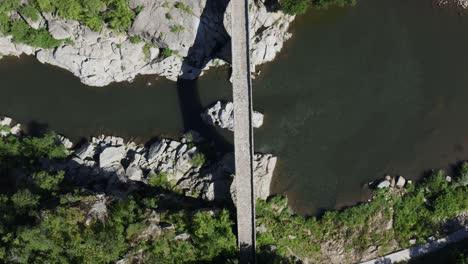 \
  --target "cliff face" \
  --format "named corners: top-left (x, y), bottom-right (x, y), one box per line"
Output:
top-left (0, 0), bottom-right (294, 86)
